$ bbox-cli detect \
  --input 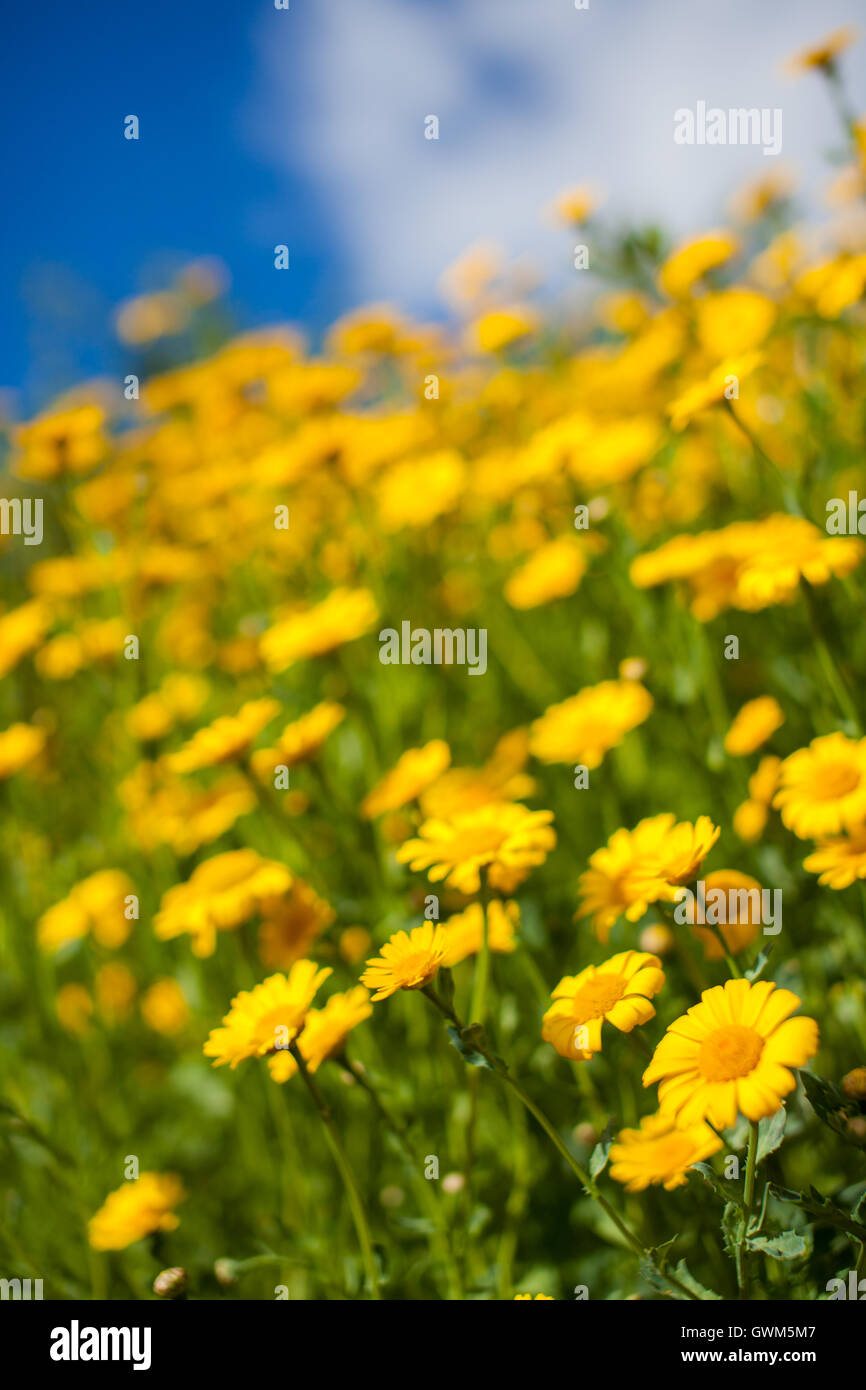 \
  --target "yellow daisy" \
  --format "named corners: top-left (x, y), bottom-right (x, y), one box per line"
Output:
top-left (609, 1112), bottom-right (723, 1191)
top-left (252, 701), bottom-right (345, 778)
top-left (504, 537), bottom-right (587, 610)
top-left (724, 696), bottom-right (785, 756)
top-left (688, 870), bottom-right (764, 961)
top-left (268, 986), bottom-right (372, 1082)
top-left (203, 961), bottom-right (332, 1068)
top-left (643, 979), bottom-right (819, 1128)
top-left (542, 950), bottom-right (665, 1060)
top-left (530, 680), bottom-right (653, 769)
top-left (773, 733), bottom-right (866, 839)
top-left (0, 722), bottom-right (47, 779)
top-left (260, 587), bottom-right (379, 672)
top-left (257, 878), bottom-right (335, 968)
top-left (803, 829), bottom-right (866, 889)
top-left (88, 1173), bottom-right (186, 1251)
top-left (395, 802), bottom-right (556, 895)
top-left (155, 849), bottom-right (293, 957)
top-left (361, 922), bottom-right (449, 1002)
top-left (167, 698), bottom-right (280, 773)
top-left (361, 740), bottom-right (451, 819)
